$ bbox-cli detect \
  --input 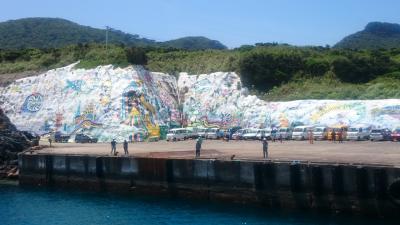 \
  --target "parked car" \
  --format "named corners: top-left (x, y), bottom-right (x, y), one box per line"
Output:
top-left (312, 126), bottom-right (328, 140)
top-left (256, 128), bottom-right (272, 140)
top-left (224, 126), bottom-right (240, 139)
top-left (75, 133), bottom-right (98, 143)
top-left (51, 131), bottom-right (70, 143)
top-left (277, 127), bottom-right (292, 140)
top-left (347, 125), bottom-right (371, 141)
top-left (242, 128), bottom-right (260, 140)
top-left (196, 127), bottom-right (207, 138)
top-left (232, 129), bottom-right (247, 140)
top-left (185, 127), bottom-right (198, 139)
top-left (391, 128), bottom-right (400, 141)
top-left (370, 128), bottom-right (392, 141)
top-left (166, 128), bottom-right (189, 141)
top-left (292, 126), bottom-right (313, 140)
top-left (206, 128), bottom-right (220, 139)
